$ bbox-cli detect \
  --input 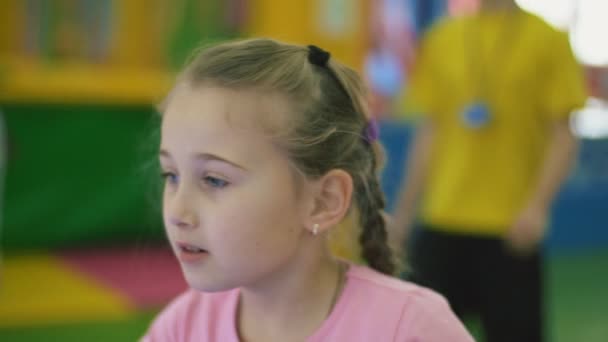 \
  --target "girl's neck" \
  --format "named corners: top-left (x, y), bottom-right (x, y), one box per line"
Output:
top-left (236, 251), bottom-right (346, 341)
